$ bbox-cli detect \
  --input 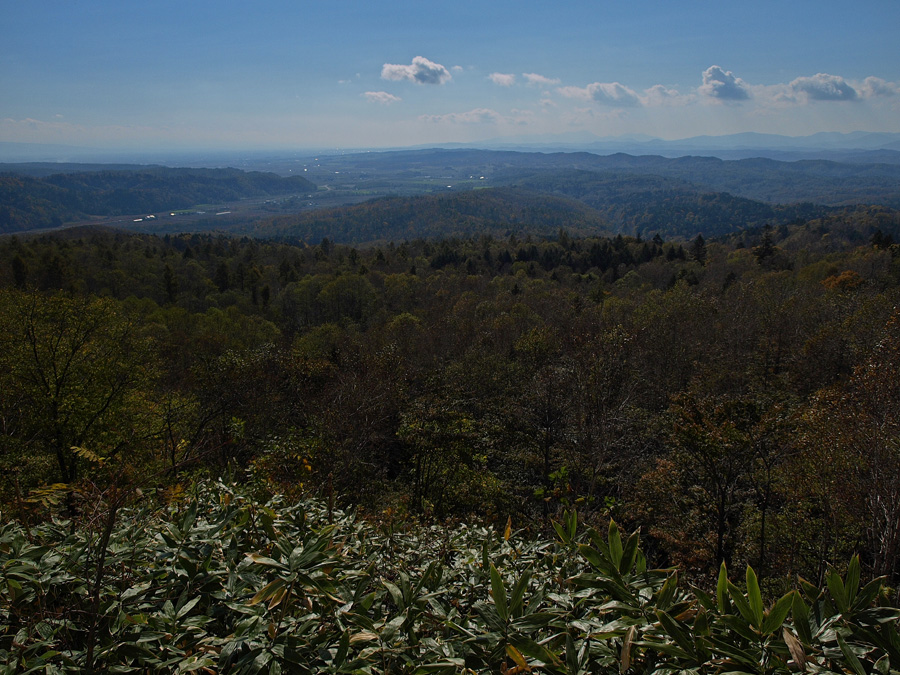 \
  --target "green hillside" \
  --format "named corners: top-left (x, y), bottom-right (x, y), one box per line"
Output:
top-left (0, 167), bottom-right (316, 232)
